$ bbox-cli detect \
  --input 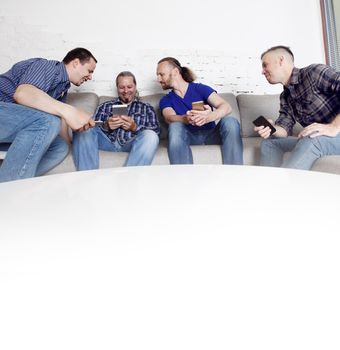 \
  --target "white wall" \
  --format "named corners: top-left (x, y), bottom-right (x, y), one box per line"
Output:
top-left (0, 0), bottom-right (324, 96)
